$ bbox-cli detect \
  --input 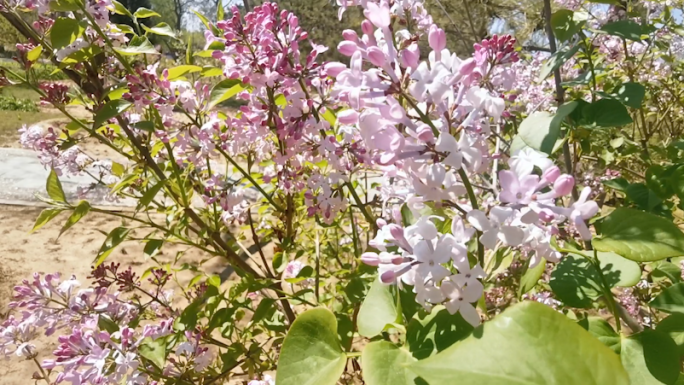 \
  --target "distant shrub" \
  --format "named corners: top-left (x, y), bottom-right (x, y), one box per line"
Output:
top-left (0, 94), bottom-right (37, 111)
